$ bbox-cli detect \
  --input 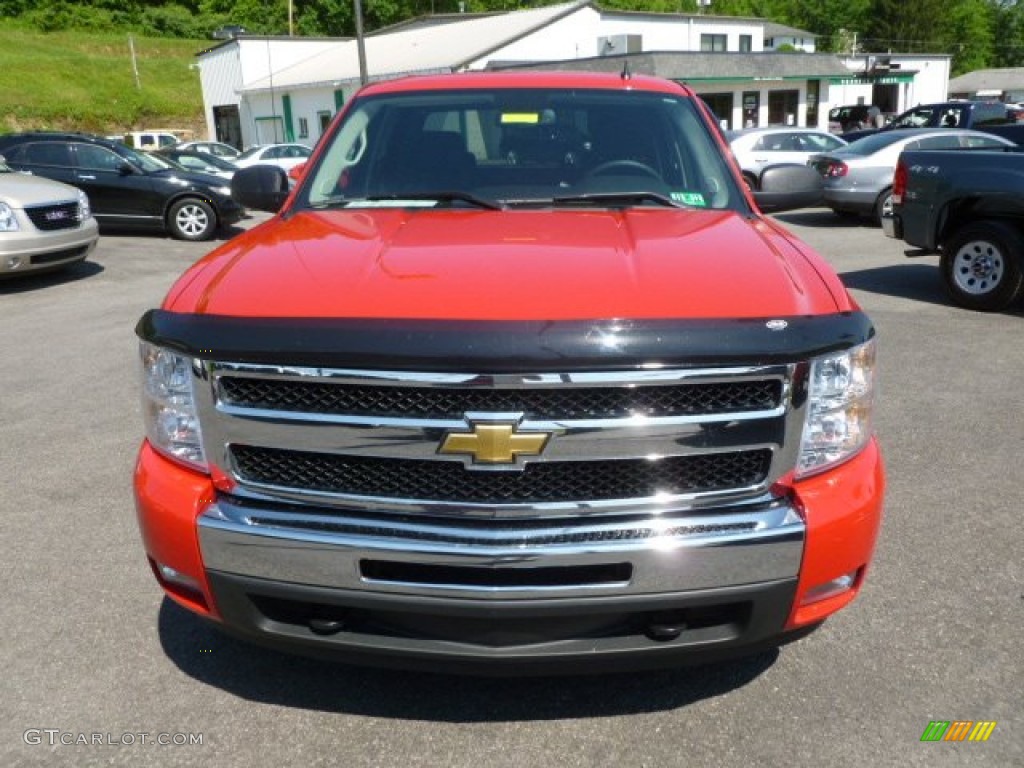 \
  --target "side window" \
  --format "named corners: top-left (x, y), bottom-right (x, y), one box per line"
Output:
top-left (264, 146), bottom-right (284, 159)
top-left (20, 142), bottom-right (73, 167)
top-left (963, 134), bottom-right (1009, 148)
top-left (177, 156), bottom-right (203, 170)
top-left (916, 134), bottom-right (964, 150)
top-left (75, 144), bottom-right (126, 171)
